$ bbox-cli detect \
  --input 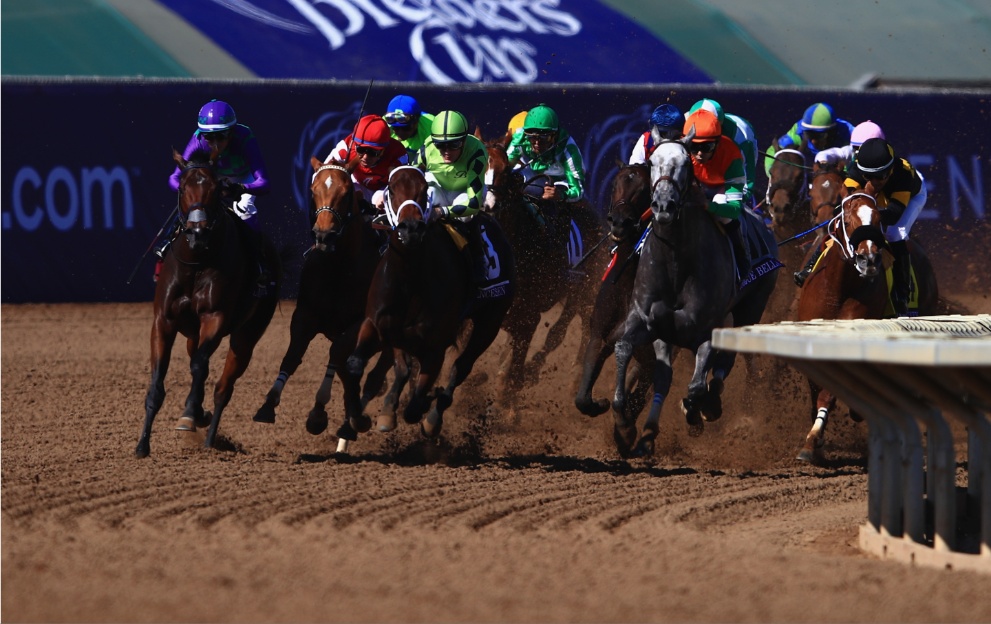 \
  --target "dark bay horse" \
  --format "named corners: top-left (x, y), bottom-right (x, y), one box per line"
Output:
top-left (345, 165), bottom-right (516, 438)
top-left (484, 139), bottom-right (604, 395)
top-left (252, 157), bottom-right (392, 444)
top-left (795, 191), bottom-right (939, 462)
top-left (765, 148), bottom-right (810, 242)
top-left (136, 148), bottom-right (281, 458)
top-left (611, 140), bottom-right (737, 457)
top-left (574, 164), bottom-right (654, 419)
